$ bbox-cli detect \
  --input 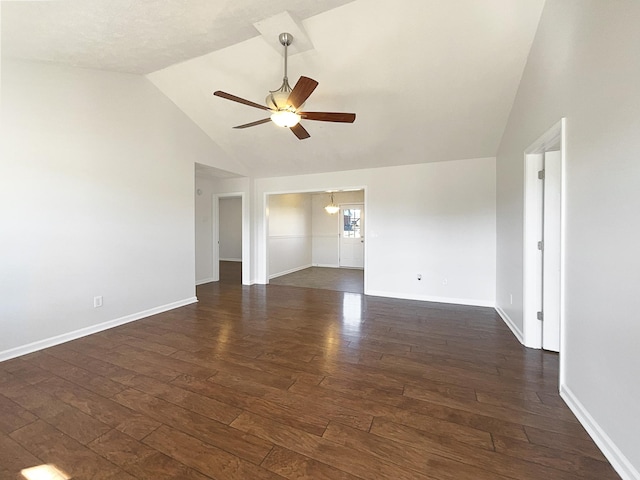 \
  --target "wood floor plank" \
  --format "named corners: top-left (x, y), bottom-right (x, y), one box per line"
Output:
top-left (524, 425), bottom-right (610, 462)
top-left (231, 411), bottom-right (440, 480)
top-left (88, 428), bottom-right (211, 480)
top-left (9, 420), bottom-right (136, 480)
top-left (290, 375), bottom-right (529, 443)
top-left (475, 390), bottom-right (579, 422)
top-left (0, 394), bottom-right (38, 434)
top-left (403, 382), bottom-right (587, 438)
top-left (370, 416), bottom-right (601, 480)
top-left (142, 424), bottom-right (283, 480)
top-left (113, 387), bottom-right (273, 464)
top-left (261, 445), bottom-right (362, 480)
top-left (323, 420), bottom-right (514, 480)
top-left (116, 373), bottom-right (242, 425)
top-left (1, 382), bottom-right (113, 445)
top-left (0, 280), bottom-right (620, 479)
top-left (33, 375), bottom-right (161, 440)
top-left (492, 434), bottom-right (619, 479)
top-left (0, 430), bottom-right (42, 474)
top-left (22, 351), bottom-right (127, 398)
